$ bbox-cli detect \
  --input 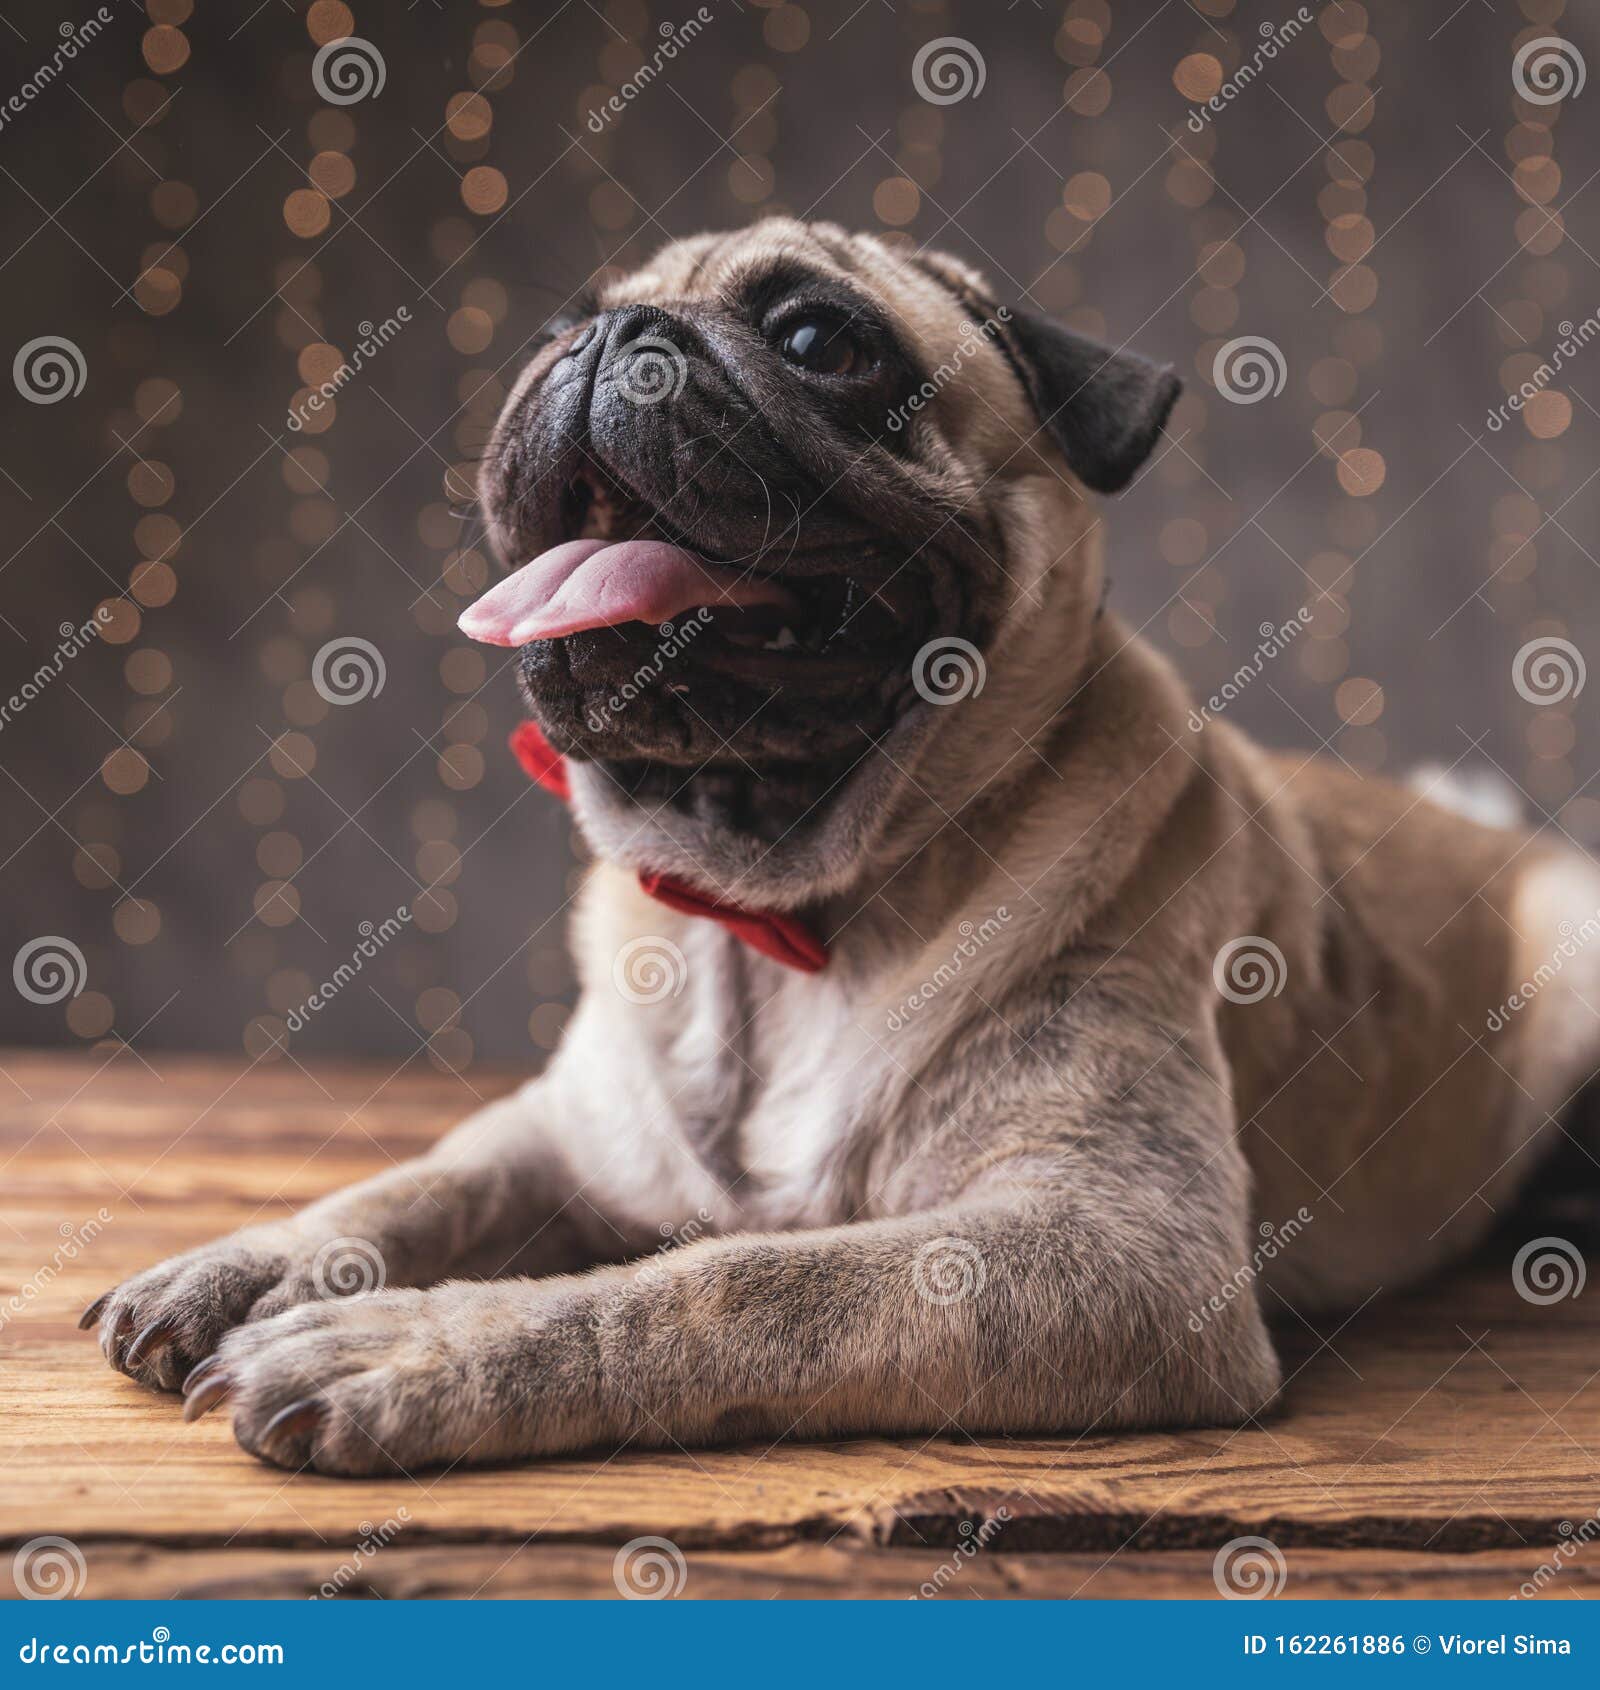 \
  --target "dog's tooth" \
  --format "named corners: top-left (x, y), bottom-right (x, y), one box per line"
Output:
top-left (762, 626), bottom-right (799, 652)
